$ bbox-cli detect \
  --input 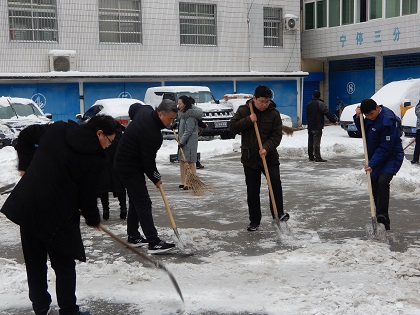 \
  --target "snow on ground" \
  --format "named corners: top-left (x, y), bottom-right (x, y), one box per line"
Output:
top-left (1, 126), bottom-right (420, 315)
